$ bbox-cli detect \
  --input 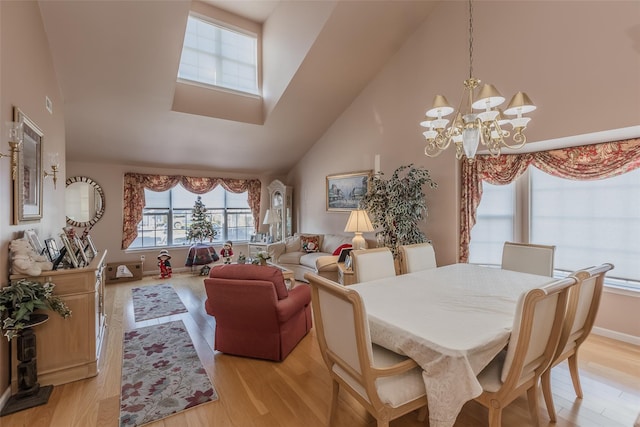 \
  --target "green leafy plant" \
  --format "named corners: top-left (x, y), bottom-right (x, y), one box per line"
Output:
top-left (187, 196), bottom-right (218, 243)
top-left (0, 279), bottom-right (72, 340)
top-left (360, 164), bottom-right (437, 257)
